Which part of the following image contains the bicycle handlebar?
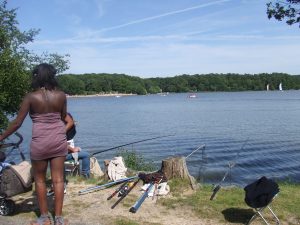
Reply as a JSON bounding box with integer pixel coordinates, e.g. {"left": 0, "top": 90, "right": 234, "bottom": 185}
{"left": 0, "top": 132, "right": 23, "bottom": 149}
{"left": 14, "top": 132, "right": 23, "bottom": 146}
{"left": 0, "top": 132, "right": 25, "bottom": 161}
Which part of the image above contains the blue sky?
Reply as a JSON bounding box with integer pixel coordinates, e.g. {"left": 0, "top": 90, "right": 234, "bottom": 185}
{"left": 8, "top": 0, "right": 300, "bottom": 77}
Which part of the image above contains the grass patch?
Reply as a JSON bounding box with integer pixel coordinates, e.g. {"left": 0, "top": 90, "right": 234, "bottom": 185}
{"left": 167, "top": 178, "right": 191, "bottom": 196}
{"left": 117, "top": 148, "right": 156, "bottom": 172}
{"left": 114, "top": 218, "right": 162, "bottom": 225}
{"left": 115, "top": 218, "right": 140, "bottom": 225}
{"left": 158, "top": 182, "right": 300, "bottom": 224}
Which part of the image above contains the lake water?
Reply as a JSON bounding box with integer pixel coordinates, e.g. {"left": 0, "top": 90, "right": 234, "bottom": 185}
{"left": 8, "top": 91, "right": 300, "bottom": 187}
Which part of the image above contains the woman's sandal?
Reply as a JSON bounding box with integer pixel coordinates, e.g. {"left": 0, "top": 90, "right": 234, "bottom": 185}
{"left": 54, "top": 216, "right": 69, "bottom": 225}
{"left": 30, "top": 214, "right": 52, "bottom": 225}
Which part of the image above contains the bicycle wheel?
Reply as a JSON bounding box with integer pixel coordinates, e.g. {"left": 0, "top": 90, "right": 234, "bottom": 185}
{"left": 0, "top": 199, "right": 15, "bottom": 216}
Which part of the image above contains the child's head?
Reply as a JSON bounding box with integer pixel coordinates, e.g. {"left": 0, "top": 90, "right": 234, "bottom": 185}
{"left": 0, "top": 151, "right": 6, "bottom": 162}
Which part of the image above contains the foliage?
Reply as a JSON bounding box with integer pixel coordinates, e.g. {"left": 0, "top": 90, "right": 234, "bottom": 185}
{"left": 57, "top": 74, "right": 85, "bottom": 95}
{"left": 0, "top": 1, "right": 69, "bottom": 130}
{"left": 117, "top": 149, "right": 156, "bottom": 172}
{"left": 57, "top": 72, "right": 300, "bottom": 96}
{"left": 267, "top": 0, "right": 300, "bottom": 27}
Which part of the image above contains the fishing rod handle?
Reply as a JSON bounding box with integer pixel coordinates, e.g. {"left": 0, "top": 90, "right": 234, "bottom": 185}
{"left": 107, "top": 182, "right": 128, "bottom": 200}
{"left": 111, "top": 179, "right": 140, "bottom": 209}
{"left": 210, "top": 185, "right": 221, "bottom": 201}
{"left": 129, "top": 182, "right": 154, "bottom": 213}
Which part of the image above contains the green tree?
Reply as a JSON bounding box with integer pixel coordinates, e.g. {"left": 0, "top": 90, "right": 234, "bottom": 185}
{"left": 57, "top": 75, "right": 85, "bottom": 95}
{"left": 0, "top": 1, "right": 69, "bottom": 130}
{"left": 267, "top": 0, "right": 300, "bottom": 27}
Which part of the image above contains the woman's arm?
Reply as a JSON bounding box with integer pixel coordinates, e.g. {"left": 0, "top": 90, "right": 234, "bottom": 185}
{"left": 68, "top": 145, "right": 81, "bottom": 153}
{"left": 0, "top": 94, "right": 30, "bottom": 142}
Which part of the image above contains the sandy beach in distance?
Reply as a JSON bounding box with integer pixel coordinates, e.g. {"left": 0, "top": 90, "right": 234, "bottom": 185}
{"left": 67, "top": 93, "right": 137, "bottom": 98}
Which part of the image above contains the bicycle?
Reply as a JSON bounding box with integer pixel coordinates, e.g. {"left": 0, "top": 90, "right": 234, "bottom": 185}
{"left": 0, "top": 132, "right": 29, "bottom": 216}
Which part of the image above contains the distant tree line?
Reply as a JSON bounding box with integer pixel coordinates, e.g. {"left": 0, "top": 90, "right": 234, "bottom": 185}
{"left": 57, "top": 73, "right": 300, "bottom": 95}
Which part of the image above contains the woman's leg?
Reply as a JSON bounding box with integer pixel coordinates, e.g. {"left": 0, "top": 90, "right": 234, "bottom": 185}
{"left": 31, "top": 159, "right": 49, "bottom": 216}
{"left": 49, "top": 156, "right": 65, "bottom": 216}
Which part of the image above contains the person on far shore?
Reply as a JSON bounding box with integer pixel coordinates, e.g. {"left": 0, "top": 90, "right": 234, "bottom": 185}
{"left": 0, "top": 63, "right": 69, "bottom": 225}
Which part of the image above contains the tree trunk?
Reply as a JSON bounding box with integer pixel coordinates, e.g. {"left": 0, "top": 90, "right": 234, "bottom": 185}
{"left": 161, "top": 156, "right": 198, "bottom": 190}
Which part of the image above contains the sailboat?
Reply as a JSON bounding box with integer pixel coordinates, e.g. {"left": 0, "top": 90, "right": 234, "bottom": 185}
{"left": 266, "top": 84, "right": 269, "bottom": 91}
{"left": 188, "top": 93, "right": 197, "bottom": 98}
{"left": 279, "top": 83, "right": 283, "bottom": 91}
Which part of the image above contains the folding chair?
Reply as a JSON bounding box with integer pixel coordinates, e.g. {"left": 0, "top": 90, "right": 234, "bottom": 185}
{"left": 246, "top": 194, "right": 280, "bottom": 225}
{"left": 244, "top": 176, "right": 280, "bottom": 225}
{"left": 64, "top": 160, "right": 80, "bottom": 176}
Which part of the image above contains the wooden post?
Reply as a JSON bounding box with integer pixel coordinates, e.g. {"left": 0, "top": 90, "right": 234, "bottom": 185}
{"left": 161, "top": 156, "right": 198, "bottom": 190}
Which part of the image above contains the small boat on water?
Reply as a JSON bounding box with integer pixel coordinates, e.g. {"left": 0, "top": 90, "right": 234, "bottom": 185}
{"left": 188, "top": 93, "right": 197, "bottom": 98}
{"left": 279, "top": 83, "right": 283, "bottom": 91}
{"left": 159, "top": 92, "right": 169, "bottom": 96}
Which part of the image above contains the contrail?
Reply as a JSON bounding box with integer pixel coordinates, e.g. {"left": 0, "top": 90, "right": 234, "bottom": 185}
{"left": 97, "top": 0, "right": 231, "bottom": 33}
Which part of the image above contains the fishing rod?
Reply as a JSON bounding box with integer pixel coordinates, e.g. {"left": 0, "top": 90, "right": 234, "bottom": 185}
{"left": 91, "top": 134, "right": 175, "bottom": 156}
{"left": 129, "top": 182, "right": 154, "bottom": 213}
{"left": 210, "top": 139, "right": 249, "bottom": 200}
{"left": 78, "top": 175, "right": 138, "bottom": 195}
{"left": 111, "top": 179, "right": 140, "bottom": 209}
{"left": 185, "top": 144, "right": 206, "bottom": 159}
{"left": 107, "top": 181, "right": 129, "bottom": 201}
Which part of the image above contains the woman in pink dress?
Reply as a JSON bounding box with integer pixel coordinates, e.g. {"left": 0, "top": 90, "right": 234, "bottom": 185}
{"left": 0, "top": 63, "right": 69, "bottom": 225}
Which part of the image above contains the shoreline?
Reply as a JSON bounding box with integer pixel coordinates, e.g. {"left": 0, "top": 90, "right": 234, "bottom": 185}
{"left": 67, "top": 93, "right": 137, "bottom": 98}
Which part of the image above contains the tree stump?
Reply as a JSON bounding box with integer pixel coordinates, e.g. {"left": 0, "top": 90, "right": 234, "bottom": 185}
{"left": 103, "top": 160, "right": 110, "bottom": 180}
{"left": 161, "top": 156, "right": 198, "bottom": 190}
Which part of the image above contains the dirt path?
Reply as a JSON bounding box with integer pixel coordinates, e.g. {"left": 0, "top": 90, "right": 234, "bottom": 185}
{"left": 1, "top": 181, "right": 224, "bottom": 225}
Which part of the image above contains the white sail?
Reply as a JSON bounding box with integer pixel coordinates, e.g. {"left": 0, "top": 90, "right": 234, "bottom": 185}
{"left": 279, "top": 83, "right": 283, "bottom": 91}
{"left": 266, "top": 84, "right": 269, "bottom": 91}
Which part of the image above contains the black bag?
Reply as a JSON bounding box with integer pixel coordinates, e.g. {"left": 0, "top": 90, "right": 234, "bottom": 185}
{"left": 138, "top": 171, "right": 167, "bottom": 184}
{"left": 66, "top": 113, "right": 76, "bottom": 141}
{"left": 244, "top": 176, "right": 279, "bottom": 208}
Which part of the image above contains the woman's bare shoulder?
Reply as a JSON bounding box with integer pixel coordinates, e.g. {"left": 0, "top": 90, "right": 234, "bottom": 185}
{"left": 55, "top": 89, "right": 67, "bottom": 98}
{"left": 24, "top": 91, "right": 39, "bottom": 99}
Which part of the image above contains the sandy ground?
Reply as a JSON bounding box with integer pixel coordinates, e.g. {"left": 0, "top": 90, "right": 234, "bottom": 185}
{"left": 1, "top": 181, "right": 298, "bottom": 225}
{"left": 0, "top": 181, "right": 223, "bottom": 225}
